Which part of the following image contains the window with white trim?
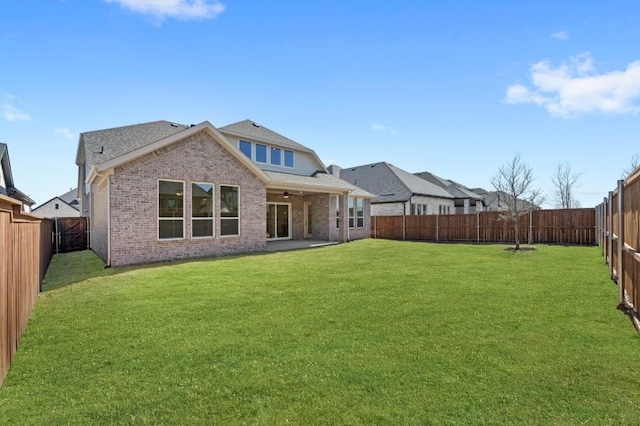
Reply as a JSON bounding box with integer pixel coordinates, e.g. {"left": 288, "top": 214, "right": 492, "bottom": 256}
{"left": 335, "top": 196, "right": 340, "bottom": 228}
{"left": 256, "top": 144, "right": 267, "bottom": 163}
{"left": 348, "top": 197, "right": 355, "bottom": 228}
{"left": 356, "top": 198, "right": 364, "bottom": 228}
{"left": 220, "top": 185, "right": 240, "bottom": 236}
{"left": 270, "top": 147, "right": 282, "bottom": 166}
{"left": 284, "top": 150, "right": 294, "bottom": 168}
{"left": 158, "top": 180, "right": 184, "bottom": 239}
{"left": 239, "top": 140, "right": 252, "bottom": 159}
{"left": 192, "top": 183, "right": 214, "bottom": 238}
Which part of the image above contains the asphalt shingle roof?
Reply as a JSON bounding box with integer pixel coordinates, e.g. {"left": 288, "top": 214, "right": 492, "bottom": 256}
{"left": 265, "top": 171, "right": 374, "bottom": 197}
{"left": 339, "top": 162, "right": 453, "bottom": 203}
{"left": 414, "top": 171, "right": 484, "bottom": 201}
{"left": 218, "top": 120, "right": 313, "bottom": 153}
{"left": 79, "top": 120, "right": 189, "bottom": 169}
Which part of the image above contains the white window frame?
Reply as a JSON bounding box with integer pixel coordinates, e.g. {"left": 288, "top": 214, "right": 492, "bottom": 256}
{"left": 348, "top": 197, "right": 355, "bottom": 228}
{"left": 238, "top": 140, "right": 252, "bottom": 160}
{"left": 158, "top": 179, "right": 185, "bottom": 241}
{"left": 191, "top": 182, "right": 214, "bottom": 239}
{"left": 255, "top": 143, "right": 268, "bottom": 164}
{"left": 356, "top": 198, "right": 364, "bottom": 228}
{"left": 220, "top": 184, "right": 240, "bottom": 237}
{"left": 284, "top": 150, "right": 295, "bottom": 168}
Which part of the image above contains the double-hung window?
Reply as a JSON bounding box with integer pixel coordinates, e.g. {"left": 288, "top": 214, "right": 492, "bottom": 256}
{"left": 348, "top": 198, "right": 355, "bottom": 228}
{"left": 336, "top": 196, "right": 340, "bottom": 228}
{"left": 192, "top": 183, "right": 214, "bottom": 238}
{"left": 220, "top": 185, "right": 240, "bottom": 236}
{"left": 158, "top": 180, "right": 184, "bottom": 239}
{"left": 356, "top": 198, "right": 364, "bottom": 228}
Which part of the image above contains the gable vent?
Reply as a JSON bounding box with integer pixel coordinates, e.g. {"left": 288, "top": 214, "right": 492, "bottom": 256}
{"left": 251, "top": 123, "right": 260, "bottom": 128}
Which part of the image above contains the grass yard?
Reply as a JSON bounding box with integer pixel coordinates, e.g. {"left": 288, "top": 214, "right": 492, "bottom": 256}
{"left": 1, "top": 239, "right": 639, "bottom": 424}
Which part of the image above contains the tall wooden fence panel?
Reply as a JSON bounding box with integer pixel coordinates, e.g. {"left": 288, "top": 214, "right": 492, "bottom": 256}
{"left": 598, "top": 171, "right": 640, "bottom": 332}
{"left": 0, "top": 195, "right": 53, "bottom": 387}
{"left": 372, "top": 209, "right": 596, "bottom": 245}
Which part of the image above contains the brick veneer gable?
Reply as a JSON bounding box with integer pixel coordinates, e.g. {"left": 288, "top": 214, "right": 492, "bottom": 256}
{"left": 107, "top": 130, "right": 266, "bottom": 266}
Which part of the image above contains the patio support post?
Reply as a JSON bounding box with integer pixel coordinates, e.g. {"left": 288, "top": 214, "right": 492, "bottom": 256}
{"left": 340, "top": 191, "right": 349, "bottom": 242}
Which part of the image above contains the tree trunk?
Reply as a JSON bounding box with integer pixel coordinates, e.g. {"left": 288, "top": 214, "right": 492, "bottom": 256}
{"left": 514, "top": 221, "right": 520, "bottom": 250}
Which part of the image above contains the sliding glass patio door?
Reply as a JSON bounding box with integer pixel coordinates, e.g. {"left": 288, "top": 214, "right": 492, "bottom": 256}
{"left": 266, "top": 203, "right": 291, "bottom": 240}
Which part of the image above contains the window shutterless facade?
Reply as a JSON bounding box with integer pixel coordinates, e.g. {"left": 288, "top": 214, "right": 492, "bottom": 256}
{"left": 192, "top": 182, "right": 214, "bottom": 238}
{"left": 220, "top": 185, "right": 240, "bottom": 236}
{"left": 356, "top": 198, "right": 364, "bottom": 228}
{"left": 235, "top": 139, "right": 294, "bottom": 169}
{"left": 158, "top": 179, "right": 184, "bottom": 239}
{"left": 348, "top": 197, "right": 355, "bottom": 228}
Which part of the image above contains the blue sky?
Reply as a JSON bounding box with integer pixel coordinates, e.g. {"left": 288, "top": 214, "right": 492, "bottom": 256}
{"left": 2, "top": 1, "right": 640, "bottom": 208}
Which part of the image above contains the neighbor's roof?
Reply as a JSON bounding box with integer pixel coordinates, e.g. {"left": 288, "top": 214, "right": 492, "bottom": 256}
{"left": 58, "top": 187, "right": 79, "bottom": 205}
{"left": 77, "top": 120, "right": 189, "bottom": 169}
{"left": 219, "top": 120, "right": 313, "bottom": 153}
{"left": 414, "top": 171, "right": 484, "bottom": 201}
{"left": 339, "top": 162, "right": 453, "bottom": 203}
{"left": 0, "top": 142, "right": 35, "bottom": 206}
{"left": 265, "top": 171, "right": 375, "bottom": 198}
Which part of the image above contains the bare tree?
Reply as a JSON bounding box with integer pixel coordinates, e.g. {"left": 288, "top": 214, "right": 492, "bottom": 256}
{"left": 551, "top": 162, "right": 582, "bottom": 209}
{"left": 490, "top": 154, "right": 544, "bottom": 250}
{"left": 622, "top": 153, "right": 640, "bottom": 178}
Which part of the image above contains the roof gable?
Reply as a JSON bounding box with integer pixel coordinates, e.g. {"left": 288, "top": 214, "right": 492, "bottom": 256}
{"left": 76, "top": 120, "right": 189, "bottom": 169}
{"left": 414, "top": 171, "right": 484, "bottom": 201}
{"left": 87, "top": 122, "right": 270, "bottom": 185}
{"left": 340, "top": 162, "right": 452, "bottom": 203}
{"left": 219, "top": 120, "right": 312, "bottom": 153}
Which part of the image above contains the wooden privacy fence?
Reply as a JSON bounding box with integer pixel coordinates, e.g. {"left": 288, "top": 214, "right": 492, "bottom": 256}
{"left": 0, "top": 194, "right": 53, "bottom": 387}
{"left": 371, "top": 209, "right": 596, "bottom": 245}
{"left": 597, "top": 171, "right": 640, "bottom": 332}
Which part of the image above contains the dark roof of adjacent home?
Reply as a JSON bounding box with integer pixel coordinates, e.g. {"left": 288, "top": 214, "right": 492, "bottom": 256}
{"left": 58, "top": 188, "right": 79, "bottom": 206}
{"left": 414, "top": 171, "right": 484, "bottom": 201}
{"left": 0, "top": 142, "right": 35, "bottom": 206}
{"left": 77, "top": 120, "right": 189, "bottom": 169}
{"left": 338, "top": 162, "right": 453, "bottom": 203}
{"left": 218, "top": 120, "right": 313, "bottom": 153}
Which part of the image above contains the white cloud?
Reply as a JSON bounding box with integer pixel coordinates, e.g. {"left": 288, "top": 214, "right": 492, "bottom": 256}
{"left": 2, "top": 92, "right": 30, "bottom": 122}
{"left": 551, "top": 31, "right": 569, "bottom": 40}
{"left": 372, "top": 123, "right": 397, "bottom": 134}
{"left": 505, "top": 52, "right": 640, "bottom": 118}
{"left": 105, "top": 0, "right": 225, "bottom": 21}
{"left": 55, "top": 128, "right": 76, "bottom": 140}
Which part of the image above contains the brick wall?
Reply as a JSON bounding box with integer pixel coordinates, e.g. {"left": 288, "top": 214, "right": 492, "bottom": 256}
{"left": 106, "top": 130, "right": 266, "bottom": 266}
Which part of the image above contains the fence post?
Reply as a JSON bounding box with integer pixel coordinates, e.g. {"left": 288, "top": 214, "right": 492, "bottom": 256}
{"left": 528, "top": 210, "right": 533, "bottom": 245}
{"left": 476, "top": 212, "right": 480, "bottom": 243}
{"left": 617, "top": 180, "right": 624, "bottom": 306}
{"left": 607, "top": 191, "right": 613, "bottom": 271}
{"left": 436, "top": 214, "right": 439, "bottom": 242}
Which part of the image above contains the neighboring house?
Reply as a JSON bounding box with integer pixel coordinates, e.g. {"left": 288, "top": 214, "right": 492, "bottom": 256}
{"left": 414, "top": 171, "right": 485, "bottom": 214}
{"left": 471, "top": 188, "right": 539, "bottom": 212}
{"left": 0, "top": 143, "right": 35, "bottom": 211}
{"left": 330, "top": 162, "right": 454, "bottom": 216}
{"left": 32, "top": 188, "right": 80, "bottom": 218}
{"left": 76, "top": 120, "right": 373, "bottom": 267}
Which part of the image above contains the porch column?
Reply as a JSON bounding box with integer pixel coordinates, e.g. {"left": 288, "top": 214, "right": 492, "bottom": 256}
{"left": 340, "top": 191, "right": 349, "bottom": 242}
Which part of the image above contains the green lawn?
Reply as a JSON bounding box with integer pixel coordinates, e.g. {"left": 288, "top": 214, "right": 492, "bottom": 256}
{"left": 1, "top": 240, "right": 639, "bottom": 424}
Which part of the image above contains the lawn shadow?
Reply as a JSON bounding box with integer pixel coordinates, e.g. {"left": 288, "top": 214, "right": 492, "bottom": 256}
{"left": 41, "top": 250, "right": 139, "bottom": 292}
